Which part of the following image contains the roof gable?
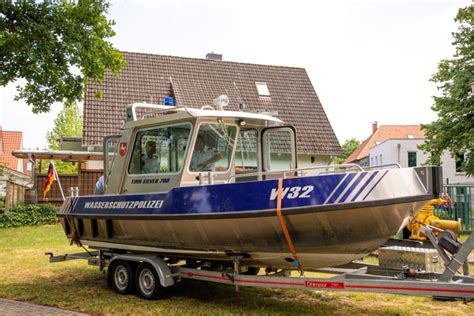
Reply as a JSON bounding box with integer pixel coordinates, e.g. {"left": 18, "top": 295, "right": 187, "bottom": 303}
{"left": 345, "top": 125, "right": 425, "bottom": 163}
{"left": 83, "top": 52, "right": 343, "bottom": 156}
{"left": 0, "top": 131, "right": 23, "bottom": 171}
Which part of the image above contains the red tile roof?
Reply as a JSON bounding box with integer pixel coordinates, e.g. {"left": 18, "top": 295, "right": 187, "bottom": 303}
{"left": 345, "top": 125, "right": 425, "bottom": 163}
{"left": 83, "top": 52, "right": 343, "bottom": 156}
{"left": 0, "top": 131, "right": 23, "bottom": 171}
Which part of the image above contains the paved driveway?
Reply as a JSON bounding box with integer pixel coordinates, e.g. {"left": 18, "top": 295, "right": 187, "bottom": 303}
{"left": 0, "top": 299, "right": 88, "bottom": 315}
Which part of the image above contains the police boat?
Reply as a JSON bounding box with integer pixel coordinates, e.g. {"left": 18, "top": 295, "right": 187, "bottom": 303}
{"left": 58, "top": 96, "right": 442, "bottom": 271}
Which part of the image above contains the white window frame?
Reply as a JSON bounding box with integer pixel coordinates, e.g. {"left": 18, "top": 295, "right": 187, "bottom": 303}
{"left": 255, "top": 82, "right": 270, "bottom": 97}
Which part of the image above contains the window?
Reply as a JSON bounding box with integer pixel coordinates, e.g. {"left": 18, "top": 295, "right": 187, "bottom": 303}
{"left": 379, "top": 154, "right": 383, "bottom": 165}
{"left": 408, "top": 151, "right": 417, "bottom": 167}
{"left": 128, "top": 123, "right": 192, "bottom": 174}
{"left": 235, "top": 129, "right": 258, "bottom": 174}
{"left": 190, "top": 123, "right": 237, "bottom": 172}
{"left": 407, "top": 134, "right": 414, "bottom": 139}
{"left": 256, "top": 82, "right": 270, "bottom": 96}
{"left": 375, "top": 156, "right": 378, "bottom": 166}
{"left": 455, "top": 153, "right": 465, "bottom": 172}
{"left": 262, "top": 128, "right": 296, "bottom": 171}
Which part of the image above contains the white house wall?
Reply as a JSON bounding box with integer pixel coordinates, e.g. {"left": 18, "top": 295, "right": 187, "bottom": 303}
{"left": 298, "top": 154, "right": 334, "bottom": 175}
{"left": 369, "top": 139, "right": 472, "bottom": 185}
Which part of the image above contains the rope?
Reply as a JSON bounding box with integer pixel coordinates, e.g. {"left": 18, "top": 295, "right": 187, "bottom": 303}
{"left": 276, "top": 178, "right": 304, "bottom": 274}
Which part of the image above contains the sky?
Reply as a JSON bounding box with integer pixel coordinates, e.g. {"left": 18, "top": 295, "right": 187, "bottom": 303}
{"left": 0, "top": 0, "right": 470, "bottom": 149}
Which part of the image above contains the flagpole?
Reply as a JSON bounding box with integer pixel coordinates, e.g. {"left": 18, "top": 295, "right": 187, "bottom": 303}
{"left": 52, "top": 161, "right": 65, "bottom": 201}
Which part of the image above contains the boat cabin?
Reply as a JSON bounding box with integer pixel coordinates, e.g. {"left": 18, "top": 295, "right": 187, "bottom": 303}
{"left": 104, "top": 99, "right": 298, "bottom": 194}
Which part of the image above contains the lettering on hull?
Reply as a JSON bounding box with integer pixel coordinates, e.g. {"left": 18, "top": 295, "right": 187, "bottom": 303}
{"left": 270, "top": 185, "right": 314, "bottom": 200}
{"left": 84, "top": 200, "right": 164, "bottom": 210}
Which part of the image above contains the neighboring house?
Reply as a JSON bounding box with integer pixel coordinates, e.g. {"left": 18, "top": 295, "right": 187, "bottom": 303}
{"left": 83, "top": 52, "right": 343, "bottom": 169}
{"left": 345, "top": 123, "right": 424, "bottom": 167}
{"left": 346, "top": 123, "right": 472, "bottom": 185}
{"left": 370, "top": 138, "right": 472, "bottom": 185}
{"left": 0, "top": 130, "right": 31, "bottom": 209}
{"left": 0, "top": 130, "right": 30, "bottom": 174}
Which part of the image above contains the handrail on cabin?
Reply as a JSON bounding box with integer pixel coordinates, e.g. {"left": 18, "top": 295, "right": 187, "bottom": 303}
{"left": 126, "top": 103, "right": 190, "bottom": 121}
{"left": 223, "top": 163, "right": 364, "bottom": 184}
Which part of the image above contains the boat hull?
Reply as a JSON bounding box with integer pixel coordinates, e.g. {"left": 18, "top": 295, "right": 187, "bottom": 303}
{"left": 58, "top": 166, "right": 441, "bottom": 270}
{"left": 59, "top": 198, "right": 429, "bottom": 269}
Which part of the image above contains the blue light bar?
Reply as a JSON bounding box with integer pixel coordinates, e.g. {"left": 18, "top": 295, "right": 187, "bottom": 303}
{"left": 163, "top": 97, "right": 174, "bottom": 106}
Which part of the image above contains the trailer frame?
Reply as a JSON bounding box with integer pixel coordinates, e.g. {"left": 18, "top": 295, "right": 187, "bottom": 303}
{"left": 46, "top": 228, "right": 474, "bottom": 301}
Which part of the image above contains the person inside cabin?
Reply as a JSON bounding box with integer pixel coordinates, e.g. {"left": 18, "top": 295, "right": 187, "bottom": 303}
{"left": 95, "top": 175, "right": 105, "bottom": 195}
{"left": 142, "top": 140, "right": 160, "bottom": 173}
{"left": 190, "top": 134, "right": 222, "bottom": 171}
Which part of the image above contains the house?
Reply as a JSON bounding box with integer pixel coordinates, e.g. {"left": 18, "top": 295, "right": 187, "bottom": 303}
{"left": 369, "top": 138, "right": 472, "bottom": 185}
{"left": 344, "top": 123, "right": 424, "bottom": 167}
{"left": 83, "top": 52, "right": 343, "bottom": 169}
{"left": 0, "top": 130, "right": 29, "bottom": 174}
{"left": 346, "top": 123, "right": 472, "bottom": 185}
{"left": 0, "top": 130, "right": 31, "bottom": 210}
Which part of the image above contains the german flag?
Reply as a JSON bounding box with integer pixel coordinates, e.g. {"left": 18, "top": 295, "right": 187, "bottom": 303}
{"left": 43, "top": 162, "right": 56, "bottom": 198}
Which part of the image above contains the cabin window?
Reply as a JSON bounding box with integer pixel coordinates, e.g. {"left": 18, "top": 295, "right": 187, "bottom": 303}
{"left": 235, "top": 129, "right": 258, "bottom": 174}
{"left": 190, "top": 122, "right": 237, "bottom": 172}
{"left": 128, "top": 123, "right": 192, "bottom": 174}
{"left": 262, "top": 127, "right": 296, "bottom": 171}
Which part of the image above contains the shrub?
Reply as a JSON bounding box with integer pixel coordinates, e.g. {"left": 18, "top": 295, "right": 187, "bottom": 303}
{"left": 0, "top": 203, "right": 58, "bottom": 228}
{"left": 0, "top": 195, "right": 5, "bottom": 213}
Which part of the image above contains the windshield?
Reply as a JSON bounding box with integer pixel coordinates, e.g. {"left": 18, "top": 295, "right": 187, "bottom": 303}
{"left": 190, "top": 122, "right": 237, "bottom": 172}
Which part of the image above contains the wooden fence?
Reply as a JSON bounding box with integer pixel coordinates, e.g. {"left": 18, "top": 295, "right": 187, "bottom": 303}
{"left": 5, "top": 181, "right": 25, "bottom": 211}
{"left": 27, "top": 170, "right": 102, "bottom": 204}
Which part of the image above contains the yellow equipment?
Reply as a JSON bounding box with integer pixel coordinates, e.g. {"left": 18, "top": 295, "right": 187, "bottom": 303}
{"left": 406, "top": 197, "right": 461, "bottom": 241}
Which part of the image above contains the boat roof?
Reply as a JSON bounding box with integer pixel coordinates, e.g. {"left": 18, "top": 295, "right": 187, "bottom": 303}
{"left": 185, "top": 108, "right": 283, "bottom": 122}
{"left": 126, "top": 103, "right": 284, "bottom": 128}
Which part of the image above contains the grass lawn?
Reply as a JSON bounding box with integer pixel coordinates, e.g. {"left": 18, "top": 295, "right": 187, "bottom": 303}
{"left": 1, "top": 224, "right": 474, "bottom": 315}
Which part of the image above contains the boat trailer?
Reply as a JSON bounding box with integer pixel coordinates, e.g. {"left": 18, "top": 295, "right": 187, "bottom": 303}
{"left": 47, "top": 227, "right": 474, "bottom": 301}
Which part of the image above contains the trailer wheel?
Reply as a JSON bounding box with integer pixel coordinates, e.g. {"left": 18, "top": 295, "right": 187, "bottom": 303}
{"left": 108, "top": 260, "right": 134, "bottom": 295}
{"left": 135, "top": 262, "right": 162, "bottom": 300}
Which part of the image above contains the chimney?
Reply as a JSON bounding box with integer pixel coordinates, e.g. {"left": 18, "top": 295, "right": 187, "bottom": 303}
{"left": 372, "top": 121, "right": 378, "bottom": 134}
{"left": 205, "top": 52, "right": 222, "bottom": 61}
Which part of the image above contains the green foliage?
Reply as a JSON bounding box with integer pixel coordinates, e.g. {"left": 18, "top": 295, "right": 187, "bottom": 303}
{"left": 46, "top": 102, "right": 83, "bottom": 173}
{"left": 0, "top": 203, "right": 58, "bottom": 228}
{"left": 341, "top": 138, "right": 361, "bottom": 158}
{"left": 0, "top": 0, "right": 126, "bottom": 113}
{"left": 0, "top": 196, "right": 5, "bottom": 212}
{"left": 420, "top": 6, "right": 474, "bottom": 176}
{"left": 334, "top": 138, "right": 361, "bottom": 164}
{"left": 47, "top": 102, "right": 83, "bottom": 149}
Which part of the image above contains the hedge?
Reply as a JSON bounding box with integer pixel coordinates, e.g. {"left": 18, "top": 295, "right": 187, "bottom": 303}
{"left": 0, "top": 203, "right": 58, "bottom": 228}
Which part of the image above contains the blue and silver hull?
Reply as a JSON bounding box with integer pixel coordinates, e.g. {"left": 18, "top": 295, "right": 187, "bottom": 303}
{"left": 58, "top": 166, "right": 441, "bottom": 270}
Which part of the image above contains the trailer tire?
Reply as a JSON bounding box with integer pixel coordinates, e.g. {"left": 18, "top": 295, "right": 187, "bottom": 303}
{"left": 135, "top": 262, "right": 162, "bottom": 300}
{"left": 108, "top": 260, "right": 135, "bottom": 295}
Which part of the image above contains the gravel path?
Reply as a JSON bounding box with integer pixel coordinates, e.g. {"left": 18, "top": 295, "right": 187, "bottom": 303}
{"left": 0, "top": 299, "right": 89, "bottom": 315}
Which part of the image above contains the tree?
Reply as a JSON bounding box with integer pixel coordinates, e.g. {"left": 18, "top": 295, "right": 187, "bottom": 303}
{"left": 0, "top": 0, "right": 125, "bottom": 113}
{"left": 334, "top": 138, "right": 361, "bottom": 164}
{"left": 420, "top": 5, "right": 474, "bottom": 176}
{"left": 45, "top": 102, "right": 83, "bottom": 173}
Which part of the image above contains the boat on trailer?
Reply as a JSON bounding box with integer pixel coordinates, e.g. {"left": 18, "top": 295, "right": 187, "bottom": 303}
{"left": 58, "top": 97, "right": 442, "bottom": 271}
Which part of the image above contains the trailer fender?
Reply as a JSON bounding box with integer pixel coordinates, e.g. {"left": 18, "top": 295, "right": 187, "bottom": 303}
{"left": 109, "top": 254, "right": 174, "bottom": 287}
